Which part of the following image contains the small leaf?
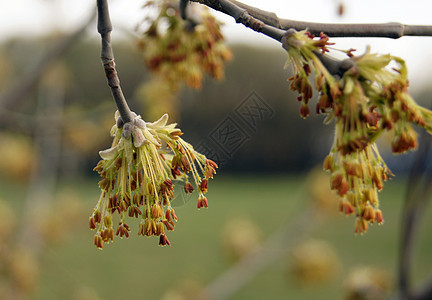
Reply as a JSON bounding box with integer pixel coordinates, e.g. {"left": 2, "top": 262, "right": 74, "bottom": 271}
{"left": 134, "top": 118, "right": 147, "bottom": 129}
{"left": 132, "top": 127, "right": 146, "bottom": 147}
{"left": 122, "top": 123, "right": 133, "bottom": 139}
{"left": 147, "top": 114, "right": 168, "bottom": 128}
{"left": 99, "top": 145, "right": 119, "bottom": 160}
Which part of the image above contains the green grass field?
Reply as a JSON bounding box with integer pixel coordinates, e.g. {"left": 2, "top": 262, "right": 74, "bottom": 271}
{"left": 2, "top": 172, "right": 432, "bottom": 300}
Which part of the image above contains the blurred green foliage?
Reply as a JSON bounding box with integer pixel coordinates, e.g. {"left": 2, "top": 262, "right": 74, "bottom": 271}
{"left": 0, "top": 174, "right": 430, "bottom": 299}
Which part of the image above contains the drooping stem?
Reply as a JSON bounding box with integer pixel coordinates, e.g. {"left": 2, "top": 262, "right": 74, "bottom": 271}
{"left": 398, "top": 131, "right": 432, "bottom": 299}
{"left": 97, "top": 0, "right": 134, "bottom": 124}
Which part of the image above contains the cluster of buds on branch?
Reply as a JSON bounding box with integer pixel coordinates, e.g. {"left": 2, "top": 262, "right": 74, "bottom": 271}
{"left": 282, "top": 29, "right": 432, "bottom": 234}
{"left": 138, "top": 0, "right": 232, "bottom": 90}
{"left": 90, "top": 111, "right": 217, "bottom": 249}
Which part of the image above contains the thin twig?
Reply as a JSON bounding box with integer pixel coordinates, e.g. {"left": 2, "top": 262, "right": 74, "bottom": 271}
{"left": 280, "top": 21, "right": 432, "bottom": 39}
{"left": 229, "top": 0, "right": 280, "bottom": 28}
{"left": 97, "top": 0, "right": 134, "bottom": 123}
{"left": 398, "top": 131, "right": 432, "bottom": 300}
{"left": 227, "top": 0, "right": 432, "bottom": 39}
{"left": 191, "top": 0, "right": 285, "bottom": 42}
{"left": 191, "top": 0, "right": 354, "bottom": 77}
{"left": 179, "top": 0, "right": 202, "bottom": 30}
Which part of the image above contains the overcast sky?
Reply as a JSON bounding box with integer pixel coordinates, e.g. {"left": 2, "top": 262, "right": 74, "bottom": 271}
{"left": 2, "top": 0, "right": 432, "bottom": 91}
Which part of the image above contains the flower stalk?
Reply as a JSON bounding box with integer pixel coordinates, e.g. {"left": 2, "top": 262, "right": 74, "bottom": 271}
{"left": 97, "top": 0, "right": 134, "bottom": 123}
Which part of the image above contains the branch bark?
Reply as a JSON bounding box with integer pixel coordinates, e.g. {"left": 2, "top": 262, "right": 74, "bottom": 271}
{"left": 398, "top": 131, "right": 432, "bottom": 300}
{"left": 227, "top": 0, "right": 432, "bottom": 38}
{"left": 97, "top": 0, "right": 133, "bottom": 123}
{"left": 191, "top": 0, "right": 285, "bottom": 42}
{"left": 191, "top": 0, "right": 356, "bottom": 78}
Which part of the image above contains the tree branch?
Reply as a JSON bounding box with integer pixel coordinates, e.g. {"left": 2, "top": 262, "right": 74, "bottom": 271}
{"left": 227, "top": 0, "right": 432, "bottom": 39}
{"left": 414, "top": 274, "right": 432, "bottom": 300}
{"left": 279, "top": 22, "right": 432, "bottom": 39}
{"left": 96, "top": 0, "right": 133, "bottom": 124}
{"left": 191, "top": 0, "right": 355, "bottom": 78}
{"left": 229, "top": 0, "right": 280, "bottom": 28}
{"left": 191, "top": 0, "right": 285, "bottom": 42}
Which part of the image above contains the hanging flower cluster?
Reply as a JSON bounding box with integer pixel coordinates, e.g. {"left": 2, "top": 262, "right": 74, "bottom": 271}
{"left": 138, "top": 0, "right": 232, "bottom": 90}
{"left": 282, "top": 29, "right": 432, "bottom": 234}
{"left": 90, "top": 111, "right": 217, "bottom": 249}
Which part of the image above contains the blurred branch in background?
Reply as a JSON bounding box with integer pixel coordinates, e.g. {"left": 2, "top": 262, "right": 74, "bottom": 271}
{"left": 414, "top": 274, "right": 432, "bottom": 300}
{"left": 0, "top": 10, "right": 95, "bottom": 127}
{"left": 6, "top": 62, "right": 66, "bottom": 299}
{"left": 197, "top": 207, "right": 322, "bottom": 300}
{"left": 398, "top": 126, "right": 432, "bottom": 300}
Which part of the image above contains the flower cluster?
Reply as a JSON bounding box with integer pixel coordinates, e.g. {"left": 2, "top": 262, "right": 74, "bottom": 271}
{"left": 291, "top": 239, "right": 341, "bottom": 285}
{"left": 282, "top": 29, "right": 432, "bottom": 233}
{"left": 138, "top": 0, "right": 232, "bottom": 90}
{"left": 344, "top": 266, "right": 392, "bottom": 300}
{"left": 90, "top": 111, "right": 217, "bottom": 249}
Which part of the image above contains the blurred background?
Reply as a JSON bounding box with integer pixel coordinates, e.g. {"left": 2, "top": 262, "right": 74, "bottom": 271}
{"left": 1, "top": 0, "right": 432, "bottom": 299}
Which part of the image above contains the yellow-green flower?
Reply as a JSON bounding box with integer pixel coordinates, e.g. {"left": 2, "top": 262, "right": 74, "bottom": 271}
{"left": 139, "top": 0, "right": 232, "bottom": 90}
{"left": 90, "top": 111, "right": 217, "bottom": 248}
{"left": 283, "top": 29, "right": 432, "bottom": 234}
